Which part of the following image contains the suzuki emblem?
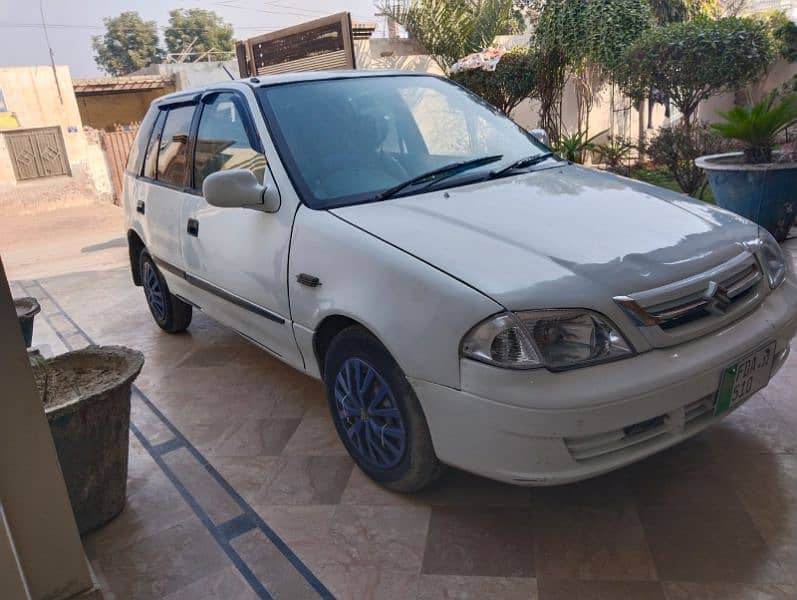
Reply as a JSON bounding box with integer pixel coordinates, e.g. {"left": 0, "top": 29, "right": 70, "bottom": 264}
{"left": 704, "top": 281, "right": 732, "bottom": 315}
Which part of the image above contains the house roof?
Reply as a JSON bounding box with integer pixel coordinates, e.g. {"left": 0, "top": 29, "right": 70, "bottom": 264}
{"left": 72, "top": 74, "right": 174, "bottom": 95}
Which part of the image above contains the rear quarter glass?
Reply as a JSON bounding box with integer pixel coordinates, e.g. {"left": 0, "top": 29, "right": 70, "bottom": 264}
{"left": 126, "top": 107, "right": 160, "bottom": 176}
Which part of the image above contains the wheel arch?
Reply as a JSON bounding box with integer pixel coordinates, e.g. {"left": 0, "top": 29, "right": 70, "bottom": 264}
{"left": 313, "top": 314, "right": 391, "bottom": 379}
{"left": 127, "top": 229, "right": 146, "bottom": 286}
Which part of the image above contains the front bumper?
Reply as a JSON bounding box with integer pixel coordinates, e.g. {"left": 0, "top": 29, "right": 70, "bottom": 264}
{"left": 411, "top": 278, "right": 797, "bottom": 485}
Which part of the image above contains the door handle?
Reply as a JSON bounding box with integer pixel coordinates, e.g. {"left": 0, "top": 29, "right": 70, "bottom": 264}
{"left": 136, "top": 200, "right": 145, "bottom": 215}
{"left": 187, "top": 218, "right": 199, "bottom": 237}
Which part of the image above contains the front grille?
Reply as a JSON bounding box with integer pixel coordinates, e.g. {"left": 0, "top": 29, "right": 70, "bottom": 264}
{"left": 614, "top": 251, "right": 766, "bottom": 347}
{"left": 565, "top": 394, "right": 716, "bottom": 463}
{"left": 648, "top": 263, "right": 761, "bottom": 330}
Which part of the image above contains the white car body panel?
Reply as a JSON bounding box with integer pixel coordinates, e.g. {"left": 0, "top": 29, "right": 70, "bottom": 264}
{"left": 416, "top": 276, "right": 797, "bottom": 484}
{"left": 122, "top": 71, "right": 797, "bottom": 486}
{"left": 288, "top": 206, "right": 502, "bottom": 388}
{"left": 331, "top": 165, "right": 758, "bottom": 311}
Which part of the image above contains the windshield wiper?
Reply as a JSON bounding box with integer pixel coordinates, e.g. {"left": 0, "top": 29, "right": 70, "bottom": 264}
{"left": 375, "top": 154, "right": 503, "bottom": 201}
{"left": 488, "top": 152, "right": 556, "bottom": 179}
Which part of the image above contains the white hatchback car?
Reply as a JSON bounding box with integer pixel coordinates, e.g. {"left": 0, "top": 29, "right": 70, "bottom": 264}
{"left": 124, "top": 71, "right": 797, "bottom": 491}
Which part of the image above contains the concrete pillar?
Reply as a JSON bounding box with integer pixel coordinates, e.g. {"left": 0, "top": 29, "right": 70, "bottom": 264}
{"left": 0, "top": 256, "right": 100, "bottom": 599}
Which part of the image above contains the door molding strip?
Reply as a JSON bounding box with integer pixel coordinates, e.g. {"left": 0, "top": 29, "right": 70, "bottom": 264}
{"left": 152, "top": 255, "right": 285, "bottom": 324}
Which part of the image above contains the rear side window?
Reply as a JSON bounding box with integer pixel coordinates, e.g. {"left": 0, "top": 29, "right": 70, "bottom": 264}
{"left": 126, "top": 107, "right": 159, "bottom": 175}
{"left": 157, "top": 105, "right": 195, "bottom": 187}
{"left": 142, "top": 111, "right": 165, "bottom": 179}
{"left": 193, "top": 93, "right": 266, "bottom": 191}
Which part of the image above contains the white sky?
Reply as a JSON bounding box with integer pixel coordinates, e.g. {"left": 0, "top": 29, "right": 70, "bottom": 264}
{"left": 0, "top": 0, "right": 383, "bottom": 77}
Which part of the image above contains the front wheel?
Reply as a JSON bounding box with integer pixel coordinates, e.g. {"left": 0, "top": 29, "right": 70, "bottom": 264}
{"left": 140, "top": 252, "right": 192, "bottom": 333}
{"left": 324, "top": 326, "right": 442, "bottom": 492}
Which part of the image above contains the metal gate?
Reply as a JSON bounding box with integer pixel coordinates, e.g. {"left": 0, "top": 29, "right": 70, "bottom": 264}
{"left": 99, "top": 125, "right": 138, "bottom": 203}
{"left": 5, "top": 127, "right": 70, "bottom": 181}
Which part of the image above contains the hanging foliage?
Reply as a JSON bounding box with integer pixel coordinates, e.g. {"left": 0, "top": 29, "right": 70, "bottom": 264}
{"left": 533, "top": 0, "right": 653, "bottom": 77}
{"left": 529, "top": 0, "right": 652, "bottom": 139}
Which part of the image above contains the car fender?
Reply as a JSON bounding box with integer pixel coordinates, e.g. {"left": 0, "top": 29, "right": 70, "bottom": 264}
{"left": 288, "top": 206, "right": 502, "bottom": 388}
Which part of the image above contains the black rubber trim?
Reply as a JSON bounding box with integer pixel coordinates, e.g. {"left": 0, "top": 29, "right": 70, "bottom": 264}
{"left": 152, "top": 256, "right": 285, "bottom": 324}
{"left": 152, "top": 256, "right": 185, "bottom": 278}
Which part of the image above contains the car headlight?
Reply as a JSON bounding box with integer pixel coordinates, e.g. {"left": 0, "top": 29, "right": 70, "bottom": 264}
{"left": 461, "top": 309, "right": 634, "bottom": 371}
{"left": 756, "top": 230, "right": 787, "bottom": 289}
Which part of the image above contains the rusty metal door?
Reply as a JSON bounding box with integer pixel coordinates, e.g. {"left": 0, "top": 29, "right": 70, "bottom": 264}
{"left": 5, "top": 127, "right": 70, "bottom": 181}
{"left": 99, "top": 125, "right": 138, "bottom": 203}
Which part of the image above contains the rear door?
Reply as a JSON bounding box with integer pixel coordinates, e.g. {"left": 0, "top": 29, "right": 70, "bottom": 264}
{"left": 141, "top": 102, "right": 197, "bottom": 278}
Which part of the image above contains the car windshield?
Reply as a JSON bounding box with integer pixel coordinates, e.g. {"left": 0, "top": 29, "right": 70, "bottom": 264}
{"left": 256, "top": 75, "right": 551, "bottom": 209}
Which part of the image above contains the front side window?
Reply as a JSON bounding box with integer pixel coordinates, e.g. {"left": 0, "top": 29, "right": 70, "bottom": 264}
{"left": 257, "top": 75, "right": 548, "bottom": 208}
{"left": 194, "top": 93, "right": 266, "bottom": 192}
{"left": 157, "top": 105, "right": 195, "bottom": 187}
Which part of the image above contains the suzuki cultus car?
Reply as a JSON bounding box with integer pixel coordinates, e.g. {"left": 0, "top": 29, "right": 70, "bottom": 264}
{"left": 124, "top": 71, "right": 797, "bottom": 491}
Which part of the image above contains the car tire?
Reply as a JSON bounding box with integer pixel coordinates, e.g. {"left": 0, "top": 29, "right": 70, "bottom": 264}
{"left": 324, "top": 326, "right": 442, "bottom": 492}
{"left": 139, "top": 252, "right": 192, "bottom": 333}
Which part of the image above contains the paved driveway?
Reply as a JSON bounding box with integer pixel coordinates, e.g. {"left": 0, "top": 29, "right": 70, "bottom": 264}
{"left": 3, "top": 206, "right": 797, "bottom": 599}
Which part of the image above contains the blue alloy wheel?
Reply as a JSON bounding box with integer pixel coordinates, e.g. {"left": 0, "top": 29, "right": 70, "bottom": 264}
{"left": 143, "top": 261, "right": 167, "bottom": 322}
{"left": 334, "top": 357, "right": 407, "bottom": 469}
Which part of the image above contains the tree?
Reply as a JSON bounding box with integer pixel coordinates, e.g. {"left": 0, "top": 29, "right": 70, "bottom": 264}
{"left": 379, "top": 0, "right": 523, "bottom": 70}
{"left": 617, "top": 17, "right": 772, "bottom": 129}
{"left": 647, "top": 0, "right": 721, "bottom": 24}
{"left": 529, "top": 0, "right": 653, "bottom": 139}
{"left": 755, "top": 10, "right": 797, "bottom": 62}
{"left": 164, "top": 9, "right": 235, "bottom": 61}
{"left": 450, "top": 47, "right": 538, "bottom": 113}
{"left": 92, "top": 12, "right": 162, "bottom": 76}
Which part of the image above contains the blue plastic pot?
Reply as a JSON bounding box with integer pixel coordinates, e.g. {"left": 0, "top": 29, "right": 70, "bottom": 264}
{"left": 696, "top": 152, "right": 797, "bottom": 242}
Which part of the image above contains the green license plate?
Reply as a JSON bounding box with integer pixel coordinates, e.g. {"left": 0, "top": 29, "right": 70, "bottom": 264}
{"left": 715, "top": 341, "right": 777, "bottom": 415}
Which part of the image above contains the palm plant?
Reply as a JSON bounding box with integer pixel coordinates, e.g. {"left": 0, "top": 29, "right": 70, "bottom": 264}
{"left": 711, "top": 93, "right": 797, "bottom": 163}
{"left": 593, "top": 136, "right": 635, "bottom": 170}
{"left": 378, "top": 0, "right": 523, "bottom": 71}
{"left": 553, "top": 129, "right": 607, "bottom": 164}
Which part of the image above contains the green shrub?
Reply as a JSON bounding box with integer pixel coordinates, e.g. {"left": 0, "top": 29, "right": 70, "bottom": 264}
{"left": 617, "top": 17, "right": 772, "bottom": 127}
{"left": 646, "top": 123, "right": 728, "bottom": 197}
{"left": 450, "top": 48, "right": 539, "bottom": 114}
{"left": 593, "top": 136, "right": 635, "bottom": 172}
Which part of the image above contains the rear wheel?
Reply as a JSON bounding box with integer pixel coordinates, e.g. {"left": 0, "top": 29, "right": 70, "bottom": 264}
{"left": 324, "top": 326, "right": 442, "bottom": 492}
{"left": 140, "top": 252, "right": 192, "bottom": 333}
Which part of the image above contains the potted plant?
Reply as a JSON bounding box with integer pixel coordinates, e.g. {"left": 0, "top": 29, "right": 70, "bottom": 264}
{"left": 14, "top": 296, "right": 41, "bottom": 348}
{"left": 31, "top": 345, "right": 144, "bottom": 535}
{"left": 696, "top": 92, "right": 797, "bottom": 242}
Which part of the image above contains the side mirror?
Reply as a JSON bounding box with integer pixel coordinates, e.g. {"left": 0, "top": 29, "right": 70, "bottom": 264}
{"left": 202, "top": 169, "right": 281, "bottom": 213}
{"left": 529, "top": 128, "right": 550, "bottom": 147}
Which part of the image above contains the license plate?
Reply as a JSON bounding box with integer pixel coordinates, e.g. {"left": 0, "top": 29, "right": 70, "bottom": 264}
{"left": 715, "top": 341, "right": 776, "bottom": 415}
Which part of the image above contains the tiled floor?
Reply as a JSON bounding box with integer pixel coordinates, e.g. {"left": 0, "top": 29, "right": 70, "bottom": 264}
{"left": 4, "top": 208, "right": 797, "bottom": 599}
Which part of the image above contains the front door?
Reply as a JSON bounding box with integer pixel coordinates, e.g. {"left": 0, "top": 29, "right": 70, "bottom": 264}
{"left": 180, "top": 90, "right": 301, "bottom": 366}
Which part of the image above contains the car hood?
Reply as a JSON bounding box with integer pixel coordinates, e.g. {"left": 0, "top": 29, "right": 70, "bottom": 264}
{"left": 331, "top": 165, "right": 758, "bottom": 309}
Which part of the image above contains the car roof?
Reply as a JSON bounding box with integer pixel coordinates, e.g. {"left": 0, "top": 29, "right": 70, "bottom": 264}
{"left": 153, "top": 70, "right": 435, "bottom": 106}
